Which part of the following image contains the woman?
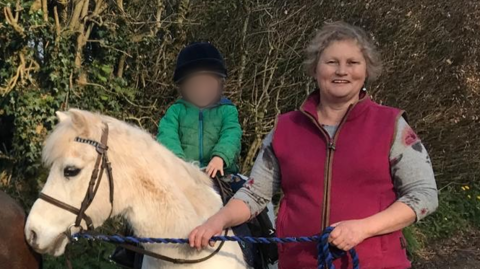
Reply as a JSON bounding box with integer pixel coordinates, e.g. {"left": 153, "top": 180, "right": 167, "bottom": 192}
{"left": 189, "top": 21, "right": 438, "bottom": 269}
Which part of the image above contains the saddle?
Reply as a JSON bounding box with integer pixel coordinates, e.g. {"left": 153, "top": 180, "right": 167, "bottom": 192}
{"left": 109, "top": 174, "right": 278, "bottom": 269}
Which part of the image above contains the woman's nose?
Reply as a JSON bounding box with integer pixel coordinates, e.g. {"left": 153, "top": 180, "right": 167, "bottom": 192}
{"left": 335, "top": 64, "right": 347, "bottom": 76}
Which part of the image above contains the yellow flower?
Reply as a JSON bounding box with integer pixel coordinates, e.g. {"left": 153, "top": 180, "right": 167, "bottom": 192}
{"left": 461, "top": 186, "right": 466, "bottom": 191}
{"left": 477, "top": 195, "right": 480, "bottom": 200}
{"left": 465, "top": 185, "right": 470, "bottom": 190}
{"left": 468, "top": 195, "right": 472, "bottom": 199}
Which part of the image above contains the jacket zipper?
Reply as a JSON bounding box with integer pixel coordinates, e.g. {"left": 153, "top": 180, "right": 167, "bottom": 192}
{"left": 198, "top": 110, "right": 204, "bottom": 167}
{"left": 301, "top": 105, "right": 354, "bottom": 230}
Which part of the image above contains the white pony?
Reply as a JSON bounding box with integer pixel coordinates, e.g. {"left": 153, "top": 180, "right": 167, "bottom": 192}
{"left": 24, "top": 109, "right": 247, "bottom": 269}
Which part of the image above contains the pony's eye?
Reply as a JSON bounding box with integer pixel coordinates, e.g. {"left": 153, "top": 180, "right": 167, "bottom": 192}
{"left": 64, "top": 166, "right": 81, "bottom": 178}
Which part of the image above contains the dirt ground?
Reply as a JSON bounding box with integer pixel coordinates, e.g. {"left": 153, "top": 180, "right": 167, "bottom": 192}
{"left": 412, "top": 228, "right": 480, "bottom": 269}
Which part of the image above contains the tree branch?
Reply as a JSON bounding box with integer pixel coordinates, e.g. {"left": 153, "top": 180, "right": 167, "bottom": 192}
{"left": 117, "top": 0, "right": 124, "bottom": 12}
{"left": 154, "top": 0, "right": 164, "bottom": 34}
{"left": 69, "top": 0, "right": 85, "bottom": 31}
{"left": 42, "top": 0, "right": 48, "bottom": 22}
{"left": 54, "top": 6, "right": 61, "bottom": 42}
{"left": 237, "top": 0, "right": 250, "bottom": 97}
{"left": 174, "top": 0, "right": 191, "bottom": 45}
{"left": 3, "top": 7, "right": 25, "bottom": 37}
{"left": 117, "top": 54, "right": 126, "bottom": 78}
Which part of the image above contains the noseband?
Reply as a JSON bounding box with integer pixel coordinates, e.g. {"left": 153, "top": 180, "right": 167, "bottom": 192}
{"left": 39, "top": 124, "right": 114, "bottom": 234}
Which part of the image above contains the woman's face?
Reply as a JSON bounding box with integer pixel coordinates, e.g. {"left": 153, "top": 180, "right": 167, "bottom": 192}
{"left": 316, "top": 39, "right": 367, "bottom": 103}
{"left": 180, "top": 73, "right": 222, "bottom": 108}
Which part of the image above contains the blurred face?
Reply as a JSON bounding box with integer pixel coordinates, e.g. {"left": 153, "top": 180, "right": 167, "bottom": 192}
{"left": 180, "top": 73, "right": 222, "bottom": 108}
{"left": 316, "top": 39, "right": 367, "bottom": 103}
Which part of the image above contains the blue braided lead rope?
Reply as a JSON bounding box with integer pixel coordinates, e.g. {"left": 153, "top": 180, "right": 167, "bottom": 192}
{"left": 72, "top": 227, "right": 359, "bottom": 269}
{"left": 72, "top": 233, "right": 323, "bottom": 245}
{"left": 317, "top": 227, "right": 360, "bottom": 269}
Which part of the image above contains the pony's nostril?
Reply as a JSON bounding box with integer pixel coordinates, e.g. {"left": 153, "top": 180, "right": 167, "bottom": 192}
{"left": 28, "top": 229, "right": 37, "bottom": 245}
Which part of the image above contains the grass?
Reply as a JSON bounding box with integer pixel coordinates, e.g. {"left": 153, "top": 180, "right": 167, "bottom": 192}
{"left": 405, "top": 182, "right": 480, "bottom": 260}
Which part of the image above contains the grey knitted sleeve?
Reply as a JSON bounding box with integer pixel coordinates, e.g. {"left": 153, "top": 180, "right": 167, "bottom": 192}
{"left": 391, "top": 117, "right": 438, "bottom": 222}
{"left": 232, "top": 131, "right": 280, "bottom": 218}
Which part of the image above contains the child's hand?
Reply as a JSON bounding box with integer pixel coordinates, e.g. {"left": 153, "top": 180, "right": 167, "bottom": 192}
{"left": 206, "top": 156, "right": 224, "bottom": 178}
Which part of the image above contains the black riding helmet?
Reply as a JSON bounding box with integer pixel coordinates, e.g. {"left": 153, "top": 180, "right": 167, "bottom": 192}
{"left": 173, "top": 42, "right": 227, "bottom": 84}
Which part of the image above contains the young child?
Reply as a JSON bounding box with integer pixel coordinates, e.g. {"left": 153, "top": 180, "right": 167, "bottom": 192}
{"left": 157, "top": 44, "right": 275, "bottom": 268}
{"left": 157, "top": 42, "right": 242, "bottom": 178}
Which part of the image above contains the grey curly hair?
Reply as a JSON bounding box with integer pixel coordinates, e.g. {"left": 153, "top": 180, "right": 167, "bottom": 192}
{"left": 304, "top": 21, "right": 382, "bottom": 83}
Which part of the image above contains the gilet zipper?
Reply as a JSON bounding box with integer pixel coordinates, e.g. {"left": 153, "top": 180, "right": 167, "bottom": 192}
{"left": 300, "top": 105, "right": 354, "bottom": 231}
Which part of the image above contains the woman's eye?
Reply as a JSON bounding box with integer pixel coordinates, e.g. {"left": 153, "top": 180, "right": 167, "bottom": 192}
{"left": 64, "top": 166, "right": 81, "bottom": 178}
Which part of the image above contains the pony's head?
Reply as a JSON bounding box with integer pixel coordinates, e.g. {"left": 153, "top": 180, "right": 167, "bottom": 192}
{"left": 25, "top": 109, "right": 114, "bottom": 256}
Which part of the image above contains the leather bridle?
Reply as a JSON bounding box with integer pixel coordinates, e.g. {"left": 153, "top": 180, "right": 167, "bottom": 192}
{"left": 37, "top": 123, "right": 228, "bottom": 265}
{"left": 39, "top": 124, "right": 114, "bottom": 233}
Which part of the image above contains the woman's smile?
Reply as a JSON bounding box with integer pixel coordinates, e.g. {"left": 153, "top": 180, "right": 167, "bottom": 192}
{"left": 331, "top": 79, "right": 351, "bottom": 84}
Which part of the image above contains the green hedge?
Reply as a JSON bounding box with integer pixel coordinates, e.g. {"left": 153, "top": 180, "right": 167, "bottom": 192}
{"left": 1, "top": 0, "right": 479, "bottom": 265}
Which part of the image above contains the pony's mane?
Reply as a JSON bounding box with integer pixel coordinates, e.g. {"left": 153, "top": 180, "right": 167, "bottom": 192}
{"left": 42, "top": 109, "right": 213, "bottom": 187}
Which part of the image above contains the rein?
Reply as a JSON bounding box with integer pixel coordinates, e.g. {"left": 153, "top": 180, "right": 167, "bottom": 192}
{"left": 73, "top": 227, "right": 361, "bottom": 269}
{"left": 37, "top": 123, "right": 228, "bottom": 265}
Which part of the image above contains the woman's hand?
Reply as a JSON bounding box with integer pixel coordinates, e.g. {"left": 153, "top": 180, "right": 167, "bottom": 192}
{"left": 189, "top": 216, "right": 225, "bottom": 250}
{"left": 328, "top": 220, "right": 371, "bottom": 251}
{"left": 189, "top": 199, "right": 251, "bottom": 250}
{"left": 206, "top": 156, "right": 224, "bottom": 178}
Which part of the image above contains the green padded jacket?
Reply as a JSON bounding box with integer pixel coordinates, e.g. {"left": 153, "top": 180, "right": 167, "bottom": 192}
{"left": 157, "top": 98, "right": 242, "bottom": 174}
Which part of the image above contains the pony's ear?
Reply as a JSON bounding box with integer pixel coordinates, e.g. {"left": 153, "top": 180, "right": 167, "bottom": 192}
{"left": 55, "top": 111, "right": 69, "bottom": 122}
{"left": 68, "top": 109, "right": 89, "bottom": 133}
